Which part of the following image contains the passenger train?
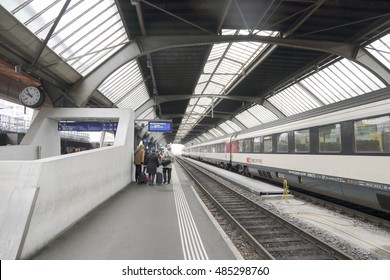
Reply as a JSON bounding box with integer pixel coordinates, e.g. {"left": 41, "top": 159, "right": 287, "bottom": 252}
{"left": 183, "top": 98, "right": 390, "bottom": 214}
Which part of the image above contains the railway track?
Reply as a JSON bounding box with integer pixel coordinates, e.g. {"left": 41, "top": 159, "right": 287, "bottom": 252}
{"left": 288, "top": 187, "right": 390, "bottom": 226}
{"left": 178, "top": 157, "right": 353, "bottom": 260}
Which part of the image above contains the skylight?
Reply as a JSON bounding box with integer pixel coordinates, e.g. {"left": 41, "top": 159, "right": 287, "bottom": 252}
{"left": 268, "top": 58, "right": 386, "bottom": 116}
{"left": 98, "top": 60, "right": 149, "bottom": 110}
{"left": 3, "top": 0, "right": 129, "bottom": 75}
{"left": 365, "top": 34, "right": 390, "bottom": 70}
{"left": 176, "top": 29, "right": 280, "bottom": 141}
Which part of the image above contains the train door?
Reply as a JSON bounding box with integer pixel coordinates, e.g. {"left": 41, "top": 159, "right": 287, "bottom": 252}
{"left": 227, "top": 133, "right": 238, "bottom": 169}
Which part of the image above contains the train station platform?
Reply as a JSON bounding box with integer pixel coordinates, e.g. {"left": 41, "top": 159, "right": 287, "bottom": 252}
{"left": 30, "top": 163, "right": 242, "bottom": 260}
{"left": 185, "top": 158, "right": 285, "bottom": 196}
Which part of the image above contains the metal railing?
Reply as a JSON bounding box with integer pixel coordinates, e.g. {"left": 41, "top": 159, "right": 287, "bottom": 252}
{"left": 0, "top": 114, "right": 30, "bottom": 133}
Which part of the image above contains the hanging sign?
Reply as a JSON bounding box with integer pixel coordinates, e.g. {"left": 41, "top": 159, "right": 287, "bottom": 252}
{"left": 58, "top": 121, "right": 118, "bottom": 131}
{"left": 147, "top": 121, "right": 172, "bottom": 132}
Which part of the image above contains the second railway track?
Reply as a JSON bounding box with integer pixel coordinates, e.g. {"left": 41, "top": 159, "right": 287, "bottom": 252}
{"left": 178, "top": 157, "right": 353, "bottom": 260}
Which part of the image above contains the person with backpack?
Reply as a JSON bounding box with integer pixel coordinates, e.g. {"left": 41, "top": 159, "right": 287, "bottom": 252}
{"left": 162, "top": 146, "right": 175, "bottom": 184}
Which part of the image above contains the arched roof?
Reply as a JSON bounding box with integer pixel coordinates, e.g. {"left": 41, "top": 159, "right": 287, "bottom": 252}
{"left": 0, "top": 0, "right": 389, "bottom": 145}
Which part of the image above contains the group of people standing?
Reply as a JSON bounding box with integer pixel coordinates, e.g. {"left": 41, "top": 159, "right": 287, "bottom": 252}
{"left": 133, "top": 143, "right": 175, "bottom": 185}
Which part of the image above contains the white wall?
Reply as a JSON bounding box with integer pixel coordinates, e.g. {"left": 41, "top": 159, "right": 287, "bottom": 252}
{"left": 0, "top": 108, "right": 134, "bottom": 259}
{"left": 0, "top": 145, "right": 40, "bottom": 160}
{"left": 21, "top": 146, "right": 132, "bottom": 258}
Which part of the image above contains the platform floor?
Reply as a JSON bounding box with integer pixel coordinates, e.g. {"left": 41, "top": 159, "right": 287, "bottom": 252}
{"left": 185, "top": 158, "right": 285, "bottom": 196}
{"left": 31, "top": 163, "right": 241, "bottom": 260}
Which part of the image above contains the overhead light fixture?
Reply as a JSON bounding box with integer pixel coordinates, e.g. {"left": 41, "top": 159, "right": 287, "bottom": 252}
{"left": 131, "top": 0, "right": 138, "bottom": 5}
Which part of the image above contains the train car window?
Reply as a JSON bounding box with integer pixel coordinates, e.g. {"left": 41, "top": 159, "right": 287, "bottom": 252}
{"left": 244, "top": 139, "right": 252, "bottom": 152}
{"left": 294, "top": 129, "right": 310, "bottom": 152}
{"left": 253, "top": 137, "right": 261, "bottom": 153}
{"left": 277, "top": 133, "right": 289, "bottom": 152}
{"left": 238, "top": 139, "right": 252, "bottom": 153}
{"left": 238, "top": 139, "right": 244, "bottom": 152}
{"left": 263, "top": 135, "right": 273, "bottom": 153}
{"left": 219, "top": 143, "right": 224, "bottom": 153}
{"left": 319, "top": 124, "right": 341, "bottom": 153}
{"left": 354, "top": 115, "right": 390, "bottom": 153}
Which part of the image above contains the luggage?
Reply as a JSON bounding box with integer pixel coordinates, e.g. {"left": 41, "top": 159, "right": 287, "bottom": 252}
{"left": 161, "top": 156, "right": 171, "bottom": 166}
{"left": 138, "top": 172, "right": 147, "bottom": 184}
{"left": 156, "top": 172, "right": 163, "bottom": 185}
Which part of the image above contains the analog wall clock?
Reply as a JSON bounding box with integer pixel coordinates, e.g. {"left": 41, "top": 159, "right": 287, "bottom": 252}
{"left": 19, "top": 86, "right": 45, "bottom": 108}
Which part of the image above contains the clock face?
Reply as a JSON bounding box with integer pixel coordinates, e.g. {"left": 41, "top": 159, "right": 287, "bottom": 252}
{"left": 19, "top": 86, "right": 44, "bottom": 108}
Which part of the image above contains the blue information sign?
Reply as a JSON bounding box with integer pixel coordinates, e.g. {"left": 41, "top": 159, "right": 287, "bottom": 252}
{"left": 58, "top": 121, "right": 118, "bottom": 132}
{"left": 148, "top": 121, "right": 172, "bottom": 132}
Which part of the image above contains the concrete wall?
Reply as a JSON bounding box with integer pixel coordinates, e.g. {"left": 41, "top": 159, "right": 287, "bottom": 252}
{"left": 22, "top": 146, "right": 132, "bottom": 258}
{"left": 0, "top": 145, "right": 40, "bottom": 160}
{"left": 0, "top": 108, "right": 134, "bottom": 259}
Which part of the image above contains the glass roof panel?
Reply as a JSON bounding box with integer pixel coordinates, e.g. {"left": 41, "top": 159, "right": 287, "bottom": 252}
{"left": 235, "top": 111, "right": 259, "bottom": 128}
{"left": 202, "top": 82, "right": 224, "bottom": 95}
{"left": 175, "top": 29, "right": 280, "bottom": 141}
{"left": 365, "top": 34, "right": 390, "bottom": 70}
{"left": 98, "top": 60, "right": 149, "bottom": 110}
{"left": 268, "top": 56, "right": 386, "bottom": 117}
{"left": 204, "top": 59, "right": 219, "bottom": 73}
{"left": 116, "top": 84, "right": 149, "bottom": 110}
{"left": 198, "top": 74, "right": 211, "bottom": 84}
{"left": 268, "top": 84, "right": 322, "bottom": 116}
{"left": 210, "top": 73, "right": 237, "bottom": 89}
{"left": 218, "top": 121, "right": 242, "bottom": 134}
{"left": 4, "top": 0, "right": 129, "bottom": 76}
{"left": 208, "top": 128, "right": 225, "bottom": 138}
{"left": 246, "top": 105, "right": 279, "bottom": 123}
{"left": 301, "top": 58, "right": 385, "bottom": 107}
{"left": 208, "top": 43, "right": 229, "bottom": 60}
{"left": 200, "top": 133, "right": 213, "bottom": 141}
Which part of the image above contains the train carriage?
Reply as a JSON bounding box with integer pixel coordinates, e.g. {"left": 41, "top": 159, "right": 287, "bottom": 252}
{"left": 183, "top": 98, "right": 390, "bottom": 213}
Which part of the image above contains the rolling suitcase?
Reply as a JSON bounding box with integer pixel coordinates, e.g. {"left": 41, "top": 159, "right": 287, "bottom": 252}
{"left": 156, "top": 172, "right": 163, "bottom": 185}
{"left": 138, "top": 172, "right": 147, "bottom": 184}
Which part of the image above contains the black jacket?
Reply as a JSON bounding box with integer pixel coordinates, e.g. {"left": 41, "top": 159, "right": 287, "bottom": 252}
{"left": 145, "top": 153, "right": 160, "bottom": 174}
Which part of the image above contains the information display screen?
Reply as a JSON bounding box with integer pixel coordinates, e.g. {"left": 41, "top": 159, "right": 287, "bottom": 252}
{"left": 148, "top": 121, "right": 172, "bottom": 132}
{"left": 58, "top": 121, "right": 118, "bottom": 131}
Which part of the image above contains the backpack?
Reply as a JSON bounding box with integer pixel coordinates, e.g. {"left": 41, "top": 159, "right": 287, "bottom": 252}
{"left": 161, "top": 156, "right": 171, "bottom": 166}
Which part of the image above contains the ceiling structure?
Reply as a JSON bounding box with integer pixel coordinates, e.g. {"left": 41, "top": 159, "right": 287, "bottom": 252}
{"left": 0, "top": 0, "right": 389, "bottom": 146}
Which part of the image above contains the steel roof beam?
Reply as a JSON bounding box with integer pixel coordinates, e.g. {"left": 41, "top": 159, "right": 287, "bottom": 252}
{"left": 68, "top": 34, "right": 390, "bottom": 107}
{"left": 156, "top": 94, "right": 263, "bottom": 105}
{"left": 160, "top": 112, "right": 232, "bottom": 120}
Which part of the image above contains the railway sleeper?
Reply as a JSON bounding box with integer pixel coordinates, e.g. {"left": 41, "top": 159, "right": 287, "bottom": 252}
{"left": 220, "top": 207, "right": 255, "bottom": 211}
{"left": 258, "top": 237, "right": 304, "bottom": 244}
{"left": 221, "top": 203, "right": 255, "bottom": 207}
{"left": 231, "top": 214, "right": 269, "bottom": 219}
{"left": 240, "top": 220, "right": 280, "bottom": 227}
{"left": 266, "top": 244, "right": 321, "bottom": 253}
{"left": 282, "top": 254, "right": 335, "bottom": 260}
{"left": 219, "top": 200, "right": 247, "bottom": 205}
{"left": 237, "top": 219, "right": 276, "bottom": 226}
{"left": 252, "top": 232, "right": 299, "bottom": 239}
